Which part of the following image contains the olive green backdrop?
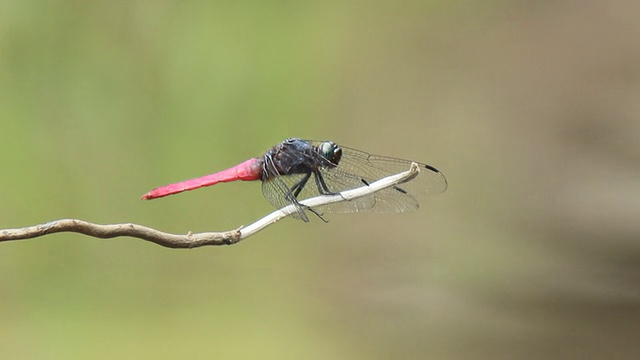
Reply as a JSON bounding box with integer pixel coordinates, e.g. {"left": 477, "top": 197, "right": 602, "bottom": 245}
{"left": 2, "top": 1, "right": 639, "bottom": 358}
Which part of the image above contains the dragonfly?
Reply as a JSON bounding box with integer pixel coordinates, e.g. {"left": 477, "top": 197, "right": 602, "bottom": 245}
{"left": 141, "top": 138, "right": 447, "bottom": 222}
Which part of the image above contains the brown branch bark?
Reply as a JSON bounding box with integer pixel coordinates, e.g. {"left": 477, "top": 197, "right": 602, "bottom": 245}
{"left": 0, "top": 219, "right": 241, "bottom": 248}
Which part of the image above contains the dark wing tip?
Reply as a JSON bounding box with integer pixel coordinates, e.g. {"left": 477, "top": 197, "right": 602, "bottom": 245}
{"left": 422, "top": 164, "right": 448, "bottom": 193}
{"left": 423, "top": 164, "right": 440, "bottom": 173}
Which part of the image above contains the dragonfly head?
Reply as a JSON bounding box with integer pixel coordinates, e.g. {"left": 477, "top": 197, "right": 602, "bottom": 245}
{"left": 318, "top": 141, "right": 342, "bottom": 166}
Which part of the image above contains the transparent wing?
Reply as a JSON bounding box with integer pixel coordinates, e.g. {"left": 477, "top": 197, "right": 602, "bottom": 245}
{"left": 261, "top": 156, "right": 310, "bottom": 222}
{"left": 302, "top": 140, "right": 448, "bottom": 213}
{"left": 289, "top": 164, "right": 378, "bottom": 214}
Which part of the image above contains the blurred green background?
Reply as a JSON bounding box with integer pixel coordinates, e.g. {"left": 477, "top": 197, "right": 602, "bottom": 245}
{"left": 2, "top": 0, "right": 639, "bottom": 358}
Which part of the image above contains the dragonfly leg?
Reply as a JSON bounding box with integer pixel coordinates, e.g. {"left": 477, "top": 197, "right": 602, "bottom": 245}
{"left": 282, "top": 192, "right": 310, "bottom": 222}
{"left": 289, "top": 172, "right": 330, "bottom": 222}
{"left": 291, "top": 172, "right": 312, "bottom": 198}
{"left": 305, "top": 206, "right": 329, "bottom": 223}
{"left": 313, "top": 170, "right": 338, "bottom": 196}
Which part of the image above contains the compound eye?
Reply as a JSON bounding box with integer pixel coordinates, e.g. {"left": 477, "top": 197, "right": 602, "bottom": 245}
{"left": 320, "top": 141, "right": 342, "bottom": 165}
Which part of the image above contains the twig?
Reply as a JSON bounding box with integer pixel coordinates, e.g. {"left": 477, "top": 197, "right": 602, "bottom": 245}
{"left": 0, "top": 163, "right": 420, "bottom": 248}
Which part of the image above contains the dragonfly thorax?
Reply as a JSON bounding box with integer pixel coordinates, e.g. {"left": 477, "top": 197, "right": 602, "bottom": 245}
{"left": 261, "top": 139, "right": 343, "bottom": 182}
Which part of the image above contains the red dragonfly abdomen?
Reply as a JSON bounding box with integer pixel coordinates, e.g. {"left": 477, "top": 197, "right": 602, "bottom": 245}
{"left": 141, "top": 158, "right": 263, "bottom": 200}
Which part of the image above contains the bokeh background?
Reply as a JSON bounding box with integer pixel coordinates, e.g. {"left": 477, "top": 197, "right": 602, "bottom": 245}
{"left": 2, "top": 1, "right": 640, "bottom": 358}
